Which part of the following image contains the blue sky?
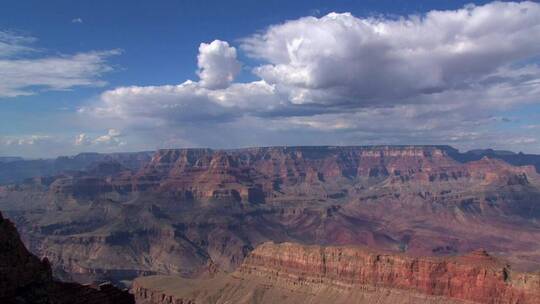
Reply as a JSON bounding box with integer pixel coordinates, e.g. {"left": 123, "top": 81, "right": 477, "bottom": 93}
{"left": 1, "top": 0, "right": 539, "bottom": 158}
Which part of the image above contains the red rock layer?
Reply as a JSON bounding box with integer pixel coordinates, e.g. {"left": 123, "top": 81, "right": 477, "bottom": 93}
{"left": 238, "top": 242, "right": 540, "bottom": 304}
{"left": 5, "top": 146, "right": 540, "bottom": 287}
{"left": 114, "top": 146, "right": 537, "bottom": 203}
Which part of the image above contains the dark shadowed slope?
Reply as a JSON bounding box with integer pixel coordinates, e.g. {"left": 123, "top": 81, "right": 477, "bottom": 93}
{"left": 0, "top": 211, "right": 134, "bottom": 304}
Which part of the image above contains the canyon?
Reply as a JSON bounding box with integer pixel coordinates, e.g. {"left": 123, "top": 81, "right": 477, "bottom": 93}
{"left": 1, "top": 145, "right": 540, "bottom": 303}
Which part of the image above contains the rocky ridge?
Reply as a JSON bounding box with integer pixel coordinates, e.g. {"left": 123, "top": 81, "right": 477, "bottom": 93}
{"left": 54, "top": 146, "right": 539, "bottom": 205}
{"left": 132, "top": 242, "right": 540, "bottom": 304}
{"left": 0, "top": 151, "right": 152, "bottom": 185}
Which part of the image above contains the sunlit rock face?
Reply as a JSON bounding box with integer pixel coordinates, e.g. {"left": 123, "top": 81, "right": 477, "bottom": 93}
{"left": 132, "top": 242, "right": 540, "bottom": 304}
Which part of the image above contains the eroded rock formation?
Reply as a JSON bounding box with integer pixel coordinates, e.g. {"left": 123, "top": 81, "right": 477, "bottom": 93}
{"left": 1, "top": 146, "right": 540, "bottom": 285}
{"left": 239, "top": 242, "right": 540, "bottom": 303}
{"left": 133, "top": 242, "right": 540, "bottom": 304}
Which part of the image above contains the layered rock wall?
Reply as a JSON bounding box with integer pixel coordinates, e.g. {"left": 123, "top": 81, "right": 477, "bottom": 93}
{"left": 131, "top": 242, "right": 540, "bottom": 304}
{"left": 124, "top": 146, "right": 538, "bottom": 203}
{"left": 238, "top": 242, "right": 540, "bottom": 304}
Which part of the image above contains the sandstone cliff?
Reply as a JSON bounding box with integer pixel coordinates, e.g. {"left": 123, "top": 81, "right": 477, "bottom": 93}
{"left": 133, "top": 242, "right": 540, "bottom": 304}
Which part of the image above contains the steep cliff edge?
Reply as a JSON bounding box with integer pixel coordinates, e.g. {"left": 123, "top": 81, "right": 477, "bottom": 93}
{"left": 239, "top": 242, "right": 540, "bottom": 303}
{"left": 0, "top": 211, "right": 135, "bottom": 304}
{"left": 132, "top": 242, "right": 540, "bottom": 304}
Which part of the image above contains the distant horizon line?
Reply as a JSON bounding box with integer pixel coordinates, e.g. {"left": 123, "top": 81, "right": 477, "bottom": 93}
{"left": 1, "top": 144, "right": 529, "bottom": 160}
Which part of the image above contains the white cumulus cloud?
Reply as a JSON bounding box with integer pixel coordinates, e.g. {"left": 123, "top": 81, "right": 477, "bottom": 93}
{"left": 74, "top": 129, "right": 125, "bottom": 147}
{"left": 2, "top": 135, "right": 52, "bottom": 146}
{"left": 197, "top": 40, "right": 241, "bottom": 89}
{"left": 241, "top": 1, "right": 540, "bottom": 106}
{"left": 74, "top": 133, "right": 91, "bottom": 146}
{"left": 81, "top": 2, "right": 540, "bottom": 153}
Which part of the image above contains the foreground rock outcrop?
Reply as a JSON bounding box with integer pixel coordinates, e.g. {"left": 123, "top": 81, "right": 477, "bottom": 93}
{"left": 0, "top": 211, "right": 134, "bottom": 304}
{"left": 133, "top": 242, "right": 540, "bottom": 304}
